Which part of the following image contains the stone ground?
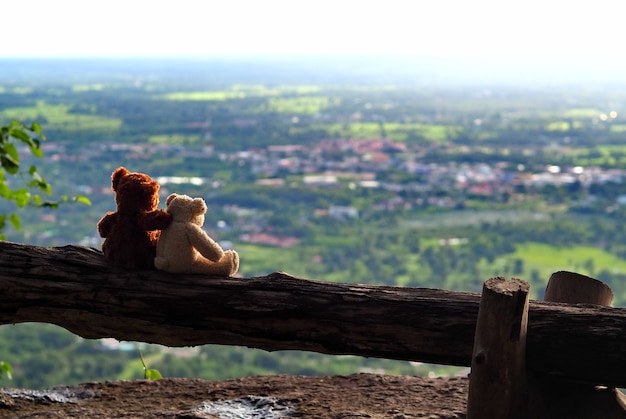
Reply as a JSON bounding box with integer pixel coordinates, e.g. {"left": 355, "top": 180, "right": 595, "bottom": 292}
{"left": 0, "top": 373, "right": 468, "bottom": 418}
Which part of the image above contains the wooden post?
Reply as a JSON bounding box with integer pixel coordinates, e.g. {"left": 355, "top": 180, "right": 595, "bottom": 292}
{"left": 532, "top": 271, "right": 626, "bottom": 419}
{"left": 468, "top": 271, "right": 626, "bottom": 418}
{"left": 544, "top": 270, "right": 613, "bottom": 306}
{"left": 467, "top": 277, "right": 530, "bottom": 419}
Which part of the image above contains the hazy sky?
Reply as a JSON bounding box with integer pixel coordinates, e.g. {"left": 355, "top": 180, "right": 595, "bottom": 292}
{"left": 3, "top": 0, "right": 626, "bottom": 84}
{"left": 2, "top": 0, "right": 623, "bottom": 58}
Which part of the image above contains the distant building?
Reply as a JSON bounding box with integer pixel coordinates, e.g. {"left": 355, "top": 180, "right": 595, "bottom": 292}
{"left": 256, "top": 178, "right": 286, "bottom": 187}
{"left": 239, "top": 233, "right": 299, "bottom": 247}
{"left": 303, "top": 175, "right": 338, "bottom": 186}
{"left": 328, "top": 205, "right": 359, "bottom": 219}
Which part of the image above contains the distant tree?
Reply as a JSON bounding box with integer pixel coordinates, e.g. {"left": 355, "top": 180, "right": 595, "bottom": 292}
{"left": 583, "top": 258, "right": 595, "bottom": 276}
{"left": 0, "top": 120, "right": 90, "bottom": 239}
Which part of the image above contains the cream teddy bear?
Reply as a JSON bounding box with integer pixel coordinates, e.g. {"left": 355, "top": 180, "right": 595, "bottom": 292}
{"left": 154, "top": 193, "right": 239, "bottom": 276}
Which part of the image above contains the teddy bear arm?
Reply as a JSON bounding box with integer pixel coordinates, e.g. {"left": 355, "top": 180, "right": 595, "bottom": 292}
{"left": 139, "top": 210, "right": 173, "bottom": 231}
{"left": 97, "top": 213, "right": 116, "bottom": 237}
{"left": 188, "top": 225, "right": 225, "bottom": 262}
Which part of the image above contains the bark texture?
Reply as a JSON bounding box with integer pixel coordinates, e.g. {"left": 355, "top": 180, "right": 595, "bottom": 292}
{"left": 1, "top": 241, "right": 626, "bottom": 387}
{"left": 467, "top": 278, "right": 530, "bottom": 419}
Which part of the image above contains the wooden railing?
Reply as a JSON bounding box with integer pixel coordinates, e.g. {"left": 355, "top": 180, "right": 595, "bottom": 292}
{"left": 1, "top": 240, "right": 625, "bottom": 417}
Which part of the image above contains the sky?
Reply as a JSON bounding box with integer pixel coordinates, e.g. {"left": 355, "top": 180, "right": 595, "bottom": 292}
{"left": 2, "top": 0, "right": 626, "bottom": 84}
{"left": 2, "top": 0, "right": 623, "bottom": 58}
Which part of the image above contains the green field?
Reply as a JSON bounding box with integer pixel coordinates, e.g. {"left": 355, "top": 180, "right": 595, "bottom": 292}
{"left": 511, "top": 242, "right": 626, "bottom": 276}
{"left": 289, "top": 121, "right": 460, "bottom": 142}
{"left": 237, "top": 244, "right": 299, "bottom": 277}
{"left": 485, "top": 242, "right": 626, "bottom": 299}
{"left": 162, "top": 84, "right": 321, "bottom": 101}
{"left": 258, "top": 96, "right": 339, "bottom": 114}
{"left": 0, "top": 101, "right": 122, "bottom": 132}
{"left": 562, "top": 108, "right": 603, "bottom": 118}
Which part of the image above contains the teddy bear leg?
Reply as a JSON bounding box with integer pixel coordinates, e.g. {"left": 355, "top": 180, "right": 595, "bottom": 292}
{"left": 191, "top": 250, "right": 239, "bottom": 276}
{"left": 224, "top": 250, "right": 239, "bottom": 275}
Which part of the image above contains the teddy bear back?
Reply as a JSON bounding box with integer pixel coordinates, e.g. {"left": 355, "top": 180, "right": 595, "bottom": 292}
{"left": 102, "top": 217, "right": 161, "bottom": 269}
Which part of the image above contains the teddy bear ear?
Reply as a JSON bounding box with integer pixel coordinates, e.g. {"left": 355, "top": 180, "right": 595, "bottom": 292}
{"left": 111, "top": 167, "right": 130, "bottom": 191}
{"left": 166, "top": 193, "right": 178, "bottom": 206}
{"left": 193, "top": 198, "right": 207, "bottom": 212}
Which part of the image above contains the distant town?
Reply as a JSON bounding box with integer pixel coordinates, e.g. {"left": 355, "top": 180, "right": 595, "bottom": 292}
{"left": 33, "top": 135, "right": 626, "bottom": 249}
{"left": 47, "top": 136, "right": 625, "bottom": 200}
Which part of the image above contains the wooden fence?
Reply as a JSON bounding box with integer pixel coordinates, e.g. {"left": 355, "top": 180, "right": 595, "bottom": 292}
{"left": 1, "top": 241, "right": 625, "bottom": 417}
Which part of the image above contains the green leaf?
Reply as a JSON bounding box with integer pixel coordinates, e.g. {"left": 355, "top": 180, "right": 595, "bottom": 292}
{"left": 3, "top": 142, "right": 19, "bottom": 162}
{"left": 1, "top": 147, "right": 19, "bottom": 164}
{"left": 144, "top": 369, "right": 162, "bottom": 380}
{"left": 138, "top": 350, "right": 162, "bottom": 380}
{"left": 1, "top": 155, "right": 20, "bottom": 174}
{"left": 0, "top": 183, "right": 10, "bottom": 199}
{"left": 75, "top": 195, "right": 92, "bottom": 205}
{"left": 12, "top": 188, "right": 31, "bottom": 207}
{"left": 9, "top": 213, "right": 21, "bottom": 230}
{"left": 9, "top": 127, "right": 30, "bottom": 143}
{"left": 0, "top": 361, "right": 12, "bottom": 380}
{"left": 30, "top": 121, "right": 42, "bottom": 135}
{"left": 29, "top": 144, "right": 43, "bottom": 158}
{"left": 27, "top": 178, "right": 51, "bottom": 194}
{"left": 27, "top": 167, "right": 52, "bottom": 194}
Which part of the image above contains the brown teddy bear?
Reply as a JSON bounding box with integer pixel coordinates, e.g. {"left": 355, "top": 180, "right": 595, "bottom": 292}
{"left": 97, "top": 167, "right": 172, "bottom": 269}
{"left": 154, "top": 193, "right": 239, "bottom": 276}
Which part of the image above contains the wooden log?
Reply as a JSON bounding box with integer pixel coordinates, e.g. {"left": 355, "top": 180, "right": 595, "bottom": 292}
{"left": 532, "top": 271, "right": 626, "bottom": 419}
{"left": 544, "top": 271, "right": 614, "bottom": 306}
{"left": 2, "top": 241, "right": 626, "bottom": 387}
{"left": 467, "top": 277, "right": 530, "bottom": 419}
{"left": 0, "top": 241, "right": 479, "bottom": 367}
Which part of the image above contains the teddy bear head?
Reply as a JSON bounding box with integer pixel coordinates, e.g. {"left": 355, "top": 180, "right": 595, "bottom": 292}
{"left": 111, "top": 167, "right": 161, "bottom": 213}
{"left": 165, "top": 193, "right": 207, "bottom": 226}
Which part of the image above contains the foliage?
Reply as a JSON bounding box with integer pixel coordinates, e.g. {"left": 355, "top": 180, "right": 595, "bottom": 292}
{"left": 139, "top": 351, "right": 162, "bottom": 380}
{"left": 0, "top": 120, "right": 91, "bottom": 239}
{"left": 0, "top": 361, "right": 12, "bottom": 380}
{"left": 0, "top": 120, "right": 49, "bottom": 236}
{"left": 0, "top": 323, "right": 137, "bottom": 389}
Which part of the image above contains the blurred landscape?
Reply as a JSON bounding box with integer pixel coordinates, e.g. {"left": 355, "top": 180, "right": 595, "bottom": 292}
{"left": 2, "top": 56, "right": 626, "bottom": 389}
